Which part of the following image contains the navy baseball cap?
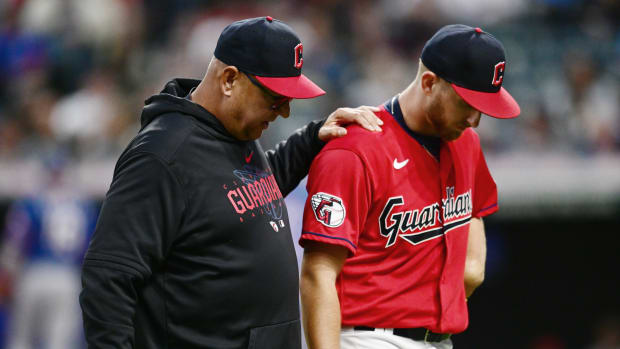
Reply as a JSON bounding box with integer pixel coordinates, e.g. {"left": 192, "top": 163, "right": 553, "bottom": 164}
{"left": 214, "top": 16, "right": 325, "bottom": 99}
{"left": 421, "top": 24, "right": 520, "bottom": 118}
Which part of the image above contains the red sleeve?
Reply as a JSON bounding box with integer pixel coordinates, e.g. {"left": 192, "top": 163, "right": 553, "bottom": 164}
{"left": 472, "top": 147, "right": 498, "bottom": 218}
{"left": 300, "top": 149, "right": 371, "bottom": 255}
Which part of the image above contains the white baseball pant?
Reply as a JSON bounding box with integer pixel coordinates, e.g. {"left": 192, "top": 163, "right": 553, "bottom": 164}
{"left": 340, "top": 327, "right": 453, "bottom": 349}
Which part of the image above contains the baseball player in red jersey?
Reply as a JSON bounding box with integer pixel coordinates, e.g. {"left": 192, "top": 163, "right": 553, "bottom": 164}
{"left": 299, "top": 25, "right": 520, "bottom": 349}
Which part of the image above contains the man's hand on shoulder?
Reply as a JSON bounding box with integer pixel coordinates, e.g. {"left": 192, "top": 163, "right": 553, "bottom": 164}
{"left": 318, "top": 106, "right": 383, "bottom": 142}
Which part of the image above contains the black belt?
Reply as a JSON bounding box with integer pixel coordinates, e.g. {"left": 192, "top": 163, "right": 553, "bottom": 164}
{"left": 353, "top": 326, "right": 451, "bottom": 343}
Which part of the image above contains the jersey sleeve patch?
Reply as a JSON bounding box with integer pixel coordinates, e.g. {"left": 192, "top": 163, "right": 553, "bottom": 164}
{"left": 310, "top": 192, "right": 346, "bottom": 227}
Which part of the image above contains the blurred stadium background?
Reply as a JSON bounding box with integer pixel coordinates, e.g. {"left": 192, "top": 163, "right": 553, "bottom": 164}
{"left": 0, "top": 0, "right": 618, "bottom": 348}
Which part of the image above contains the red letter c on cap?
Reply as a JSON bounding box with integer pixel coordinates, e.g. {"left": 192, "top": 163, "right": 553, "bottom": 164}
{"left": 492, "top": 61, "right": 505, "bottom": 87}
{"left": 294, "top": 43, "right": 303, "bottom": 69}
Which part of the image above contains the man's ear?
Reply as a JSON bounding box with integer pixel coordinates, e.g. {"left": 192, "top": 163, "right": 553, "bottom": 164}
{"left": 420, "top": 71, "right": 440, "bottom": 96}
{"left": 220, "top": 66, "right": 241, "bottom": 97}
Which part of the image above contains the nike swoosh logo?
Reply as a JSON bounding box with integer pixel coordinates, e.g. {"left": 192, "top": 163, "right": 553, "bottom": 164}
{"left": 393, "top": 158, "right": 409, "bottom": 169}
{"left": 245, "top": 151, "right": 254, "bottom": 163}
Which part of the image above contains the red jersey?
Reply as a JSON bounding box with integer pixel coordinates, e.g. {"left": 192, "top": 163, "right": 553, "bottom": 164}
{"left": 300, "top": 102, "right": 498, "bottom": 334}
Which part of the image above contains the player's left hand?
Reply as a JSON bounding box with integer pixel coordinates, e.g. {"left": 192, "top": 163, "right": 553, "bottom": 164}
{"left": 318, "top": 106, "right": 383, "bottom": 142}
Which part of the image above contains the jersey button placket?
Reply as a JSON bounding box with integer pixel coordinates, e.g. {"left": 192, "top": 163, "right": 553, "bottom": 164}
{"left": 437, "top": 146, "right": 451, "bottom": 326}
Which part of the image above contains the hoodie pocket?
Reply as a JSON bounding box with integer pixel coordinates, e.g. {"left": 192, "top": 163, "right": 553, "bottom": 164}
{"left": 247, "top": 319, "right": 301, "bottom": 349}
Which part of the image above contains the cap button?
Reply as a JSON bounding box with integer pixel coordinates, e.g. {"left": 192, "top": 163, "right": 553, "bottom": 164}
{"left": 266, "top": 16, "right": 273, "bottom": 22}
{"left": 475, "top": 27, "right": 482, "bottom": 33}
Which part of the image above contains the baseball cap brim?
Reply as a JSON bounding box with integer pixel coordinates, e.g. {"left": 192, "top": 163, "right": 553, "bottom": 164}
{"left": 255, "top": 74, "right": 325, "bottom": 99}
{"left": 451, "top": 84, "right": 520, "bottom": 119}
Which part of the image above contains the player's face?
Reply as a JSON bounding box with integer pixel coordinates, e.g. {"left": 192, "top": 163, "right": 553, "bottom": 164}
{"left": 229, "top": 73, "right": 291, "bottom": 141}
{"left": 428, "top": 81, "right": 481, "bottom": 141}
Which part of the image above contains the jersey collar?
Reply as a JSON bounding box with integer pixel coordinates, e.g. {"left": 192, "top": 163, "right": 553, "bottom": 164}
{"left": 384, "top": 95, "right": 441, "bottom": 160}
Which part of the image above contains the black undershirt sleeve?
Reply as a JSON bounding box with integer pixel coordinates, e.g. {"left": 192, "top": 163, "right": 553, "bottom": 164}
{"left": 265, "top": 119, "right": 326, "bottom": 197}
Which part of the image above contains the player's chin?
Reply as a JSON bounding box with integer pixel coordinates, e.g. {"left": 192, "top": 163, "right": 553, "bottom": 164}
{"left": 241, "top": 127, "right": 265, "bottom": 141}
{"left": 442, "top": 129, "right": 464, "bottom": 141}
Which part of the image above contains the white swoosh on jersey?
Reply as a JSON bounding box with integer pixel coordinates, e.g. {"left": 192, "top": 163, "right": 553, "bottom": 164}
{"left": 393, "top": 158, "right": 409, "bottom": 169}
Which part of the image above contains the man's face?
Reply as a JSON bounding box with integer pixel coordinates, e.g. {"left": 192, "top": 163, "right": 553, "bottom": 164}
{"left": 229, "top": 73, "right": 291, "bottom": 141}
{"left": 428, "top": 81, "right": 481, "bottom": 141}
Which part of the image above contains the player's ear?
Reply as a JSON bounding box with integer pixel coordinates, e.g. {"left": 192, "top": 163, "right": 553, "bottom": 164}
{"left": 420, "top": 71, "right": 440, "bottom": 96}
{"left": 220, "top": 66, "right": 241, "bottom": 97}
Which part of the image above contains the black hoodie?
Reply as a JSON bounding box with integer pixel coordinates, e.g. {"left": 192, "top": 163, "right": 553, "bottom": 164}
{"left": 80, "top": 79, "right": 325, "bottom": 349}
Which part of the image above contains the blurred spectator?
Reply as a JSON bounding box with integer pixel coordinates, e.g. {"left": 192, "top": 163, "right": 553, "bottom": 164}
{"left": 435, "top": 0, "right": 528, "bottom": 25}
{"left": 0, "top": 155, "right": 97, "bottom": 349}
{"left": 0, "top": 117, "right": 23, "bottom": 159}
{"left": 48, "top": 70, "right": 124, "bottom": 159}
{"left": 18, "top": 0, "right": 131, "bottom": 47}
{"left": 540, "top": 50, "right": 620, "bottom": 153}
{"left": 587, "top": 315, "right": 620, "bottom": 349}
{"left": 0, "top": 0, "right": 618, "bottom": 165}
{"left": 562, "top": 52, "right": 619, "bottom": 152}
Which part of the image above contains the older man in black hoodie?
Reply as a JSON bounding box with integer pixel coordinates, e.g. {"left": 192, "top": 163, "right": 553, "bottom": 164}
{"left": 79, "top": 16, "right": 381, "bottom": 349}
